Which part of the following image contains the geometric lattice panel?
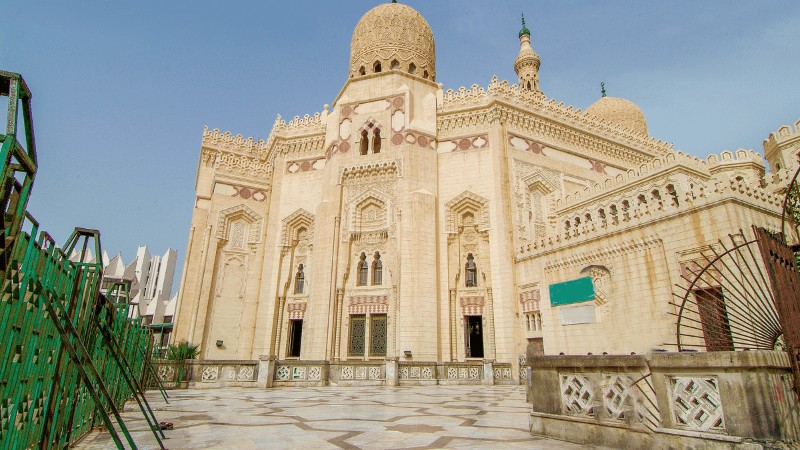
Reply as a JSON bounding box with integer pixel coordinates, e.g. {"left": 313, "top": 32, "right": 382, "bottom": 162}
{"left": 670, "top": 377, "right": 724, "bottom": 431}
{"left": 560, "top": 374, "right": 594, "bottom": 417}
{"left": 602, "top": 375, "right": 632, "bottom": 421}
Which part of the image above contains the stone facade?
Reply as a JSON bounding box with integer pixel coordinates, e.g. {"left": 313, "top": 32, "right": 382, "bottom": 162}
{"left": 172, "top": 2, "right": 797, "bottom": 382}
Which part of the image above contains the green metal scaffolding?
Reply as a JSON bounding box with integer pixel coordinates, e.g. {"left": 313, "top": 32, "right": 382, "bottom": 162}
{"left": 1, "top": 71, "right": 163, "bottom": 449}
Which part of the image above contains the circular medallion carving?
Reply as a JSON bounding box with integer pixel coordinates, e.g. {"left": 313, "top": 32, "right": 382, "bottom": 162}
{"left": 238, "top": 187, "right": 251, "bottom": 199}
{"left": 392, "top": 133, "right": 404, "bottom": 145}
{"left": 339, "top": 141, "right": 351, "bottom": 153}
{"left": 417, "top": 136, "right": 429, "bottom": 147}
{"left": 458, "top": 138, "right": 471, "bottom": 150}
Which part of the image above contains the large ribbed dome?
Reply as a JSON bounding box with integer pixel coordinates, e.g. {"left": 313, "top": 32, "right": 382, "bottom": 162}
{"left": 585, "top": 96, "right": 648, "bottom": 135}
{"left": 350, "top": 2, "right": 436, "bottom": 81}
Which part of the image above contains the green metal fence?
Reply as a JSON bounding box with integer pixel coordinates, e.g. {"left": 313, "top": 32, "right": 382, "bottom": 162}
{"left": 1, "top": 71, "right": 163, "bottom": 449}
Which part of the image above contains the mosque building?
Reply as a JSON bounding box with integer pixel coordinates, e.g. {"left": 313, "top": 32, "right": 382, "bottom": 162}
{"left": 172, "top": 2, "right": 798, "bottom": 384}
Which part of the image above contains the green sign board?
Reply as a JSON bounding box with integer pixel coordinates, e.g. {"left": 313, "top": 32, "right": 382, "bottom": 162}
{"left": 549, "top": 277, "right": 595, "bottom": 306}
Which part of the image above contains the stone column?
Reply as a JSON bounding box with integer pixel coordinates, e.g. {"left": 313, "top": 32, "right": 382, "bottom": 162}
{"left": 258, "top": 355, "right": 278, "bottom": 388}
{"left": 385, "top": 357, "right": 399, "bottom": 386}
{"left": 483, "top": 358, "right": 495, "bottom": 386}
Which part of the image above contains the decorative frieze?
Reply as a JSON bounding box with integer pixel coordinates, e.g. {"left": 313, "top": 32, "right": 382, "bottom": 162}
{"left": 348, "top": 295, "right": 389, "bottom": 314}
{"left": 287, "top": 302, "right": 307, "bottom": 320}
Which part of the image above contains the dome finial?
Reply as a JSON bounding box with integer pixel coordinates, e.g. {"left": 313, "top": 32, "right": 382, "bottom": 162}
{"left": 519, "top": 13, "right": 531, "bottom": 38}
{"left": 601, "top": 81, "right": 606, "bottom": 98}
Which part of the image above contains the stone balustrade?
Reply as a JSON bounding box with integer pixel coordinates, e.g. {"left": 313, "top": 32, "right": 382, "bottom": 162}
{"left": 526, "top": 351, "right": 800, "bottom": 448}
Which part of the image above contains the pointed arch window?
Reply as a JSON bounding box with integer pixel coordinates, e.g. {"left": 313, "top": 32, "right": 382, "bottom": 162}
{"left": 294, "top": 264, "right": 305, "bottom": 294}
{"left": 465, "top": 253, "right": 478, "bottom": 287}
{"left": 357, "top": 252, "right": 369, "bottom": 286}
{"left": 360, "top": 130, "right": 369, "bottom": 155}
{"left": 372, "top": 128, "right": 381, "bottom": 154}
{"left": 373, "top": 61, "right": 382, "bottom": 73}
{"left": 359, "top": 121, "right": 383, "bottom": 156}
{"left": 372, "top": 252, "right": 383, "bottom": 285}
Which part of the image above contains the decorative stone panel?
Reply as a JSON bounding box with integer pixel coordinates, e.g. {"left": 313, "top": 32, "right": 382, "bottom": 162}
{"left": 201, "top": 366, "right": 220, "bottom": 382}
{"left": 670, "top": 377, "right": 725, "bottom": 432}
{"left": 602, "top": 374, "right": 633, "bottom": 421}
{"left": 560, "top": 374, "right": 594, "bottom": 417}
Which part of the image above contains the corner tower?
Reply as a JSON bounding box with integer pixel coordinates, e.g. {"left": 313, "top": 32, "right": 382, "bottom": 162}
{"left": 514, "top": 14, "right": 541, "bottom": 92}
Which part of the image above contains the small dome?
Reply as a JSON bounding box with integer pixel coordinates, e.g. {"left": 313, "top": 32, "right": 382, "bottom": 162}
{"left": 350, "top": 2, "right": 436, "bottom": 80}
{"left": 585, "top": 96, "right": 648, "bottom": 135}
{"left": 519, "top": 14, "right": 531, "bottom": 38}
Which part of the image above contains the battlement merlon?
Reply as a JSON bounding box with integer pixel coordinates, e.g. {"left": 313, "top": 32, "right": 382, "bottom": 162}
{"left": 763, "top": 118, "right": 800, "bottom": 172}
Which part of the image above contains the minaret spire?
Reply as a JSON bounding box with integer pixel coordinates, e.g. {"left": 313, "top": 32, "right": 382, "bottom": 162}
{"left": 514, "top": 13, "right": 540, "bottom": 92}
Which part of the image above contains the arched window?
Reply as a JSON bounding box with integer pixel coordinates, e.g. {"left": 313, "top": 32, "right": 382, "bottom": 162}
{"left": 372, "top": 128, "right": 381, "bottom": 154}
{"left": 372, "top": 252, "right": 383, "bottom": 285}
{"left": 374, "top": 61, "right": 382, "bottom": 73}
{"left": 391, "top": 59, "right": 399, "bottom": 70}
{"left": 526, "top": 81, "right": 531, "bottom": 90}
{"left": 408, "top": 63, "right": 416, "bottom": 74}
{"left": 357, "top": 252, "right": 369, "bottom": 286}
{"left": 294, "top": 264, "right": 305, "bottom": 294}
{"left": 359, "top": 66, "right": 366, "bottom": 76}
{"left": 465, "top": 253, "right": 477, "bottom": 287}
{"left": 360, "top": 130, "right": 369, "bottom": 155}
{"left": 422, "top": 70, "right": 429, "bottom": 79}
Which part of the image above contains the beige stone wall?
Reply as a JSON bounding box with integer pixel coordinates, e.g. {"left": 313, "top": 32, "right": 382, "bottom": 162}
{"left": 173, "top": 60, "right": 793, "bottom": 380}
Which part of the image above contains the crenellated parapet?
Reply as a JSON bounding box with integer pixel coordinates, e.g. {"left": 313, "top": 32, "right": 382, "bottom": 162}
{"left": 763, "top": 118, "right": 800, "bottom": 173}
{"left": 271, "top": 107, "right": 328, "bottom": 138}
{"left": 518, "top": 165, "right": 785, "bottom": 259}
{"left": 202, "top": 126, "right": 271, "bottom": 159}
{"left": 439, "top": 76, "right": 674, "bottom": 161}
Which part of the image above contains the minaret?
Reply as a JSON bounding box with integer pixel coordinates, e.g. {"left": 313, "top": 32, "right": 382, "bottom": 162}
{"left": 514, "top": 14, "right": 541, "bottom": 92}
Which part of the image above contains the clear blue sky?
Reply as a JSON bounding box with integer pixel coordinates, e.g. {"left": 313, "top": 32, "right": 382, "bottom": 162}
{"left": 3, "top": 1, "right": 799, "bottom": 283}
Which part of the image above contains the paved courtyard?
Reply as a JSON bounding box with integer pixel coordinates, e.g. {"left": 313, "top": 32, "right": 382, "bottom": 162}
{"left": 76, "top": 385, "right": 602, "bottom": 449}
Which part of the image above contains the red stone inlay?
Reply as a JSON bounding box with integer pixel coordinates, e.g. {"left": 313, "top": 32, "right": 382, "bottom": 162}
{"left": 458, "top": 139, "right": 472, "bottom": 150}
{"left": 392, "top": 133, "right": 404, "bottom": 145}
{"left": 339, "top": 141, "right": 350, "bottom": 153}
{"left": 392, "top": 97, "right": 404, "bottom": 109}
{"left": 529, "top": 142, "right": 543, "bottom": 154}
{"left": 417, "top": 136, "right": 429, "bottom": 147}
{"left": 237, "top": 187, "right": 251, "bottom": 199}
{"left": 341, "top": 106, "right": 353, "bottom": 118}
{"left": 301, "top": 161, "right": 312, "bottom": 171}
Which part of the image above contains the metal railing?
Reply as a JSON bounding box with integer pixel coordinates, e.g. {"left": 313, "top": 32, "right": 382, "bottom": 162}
{"left": 1, "top": 71, "right": 163, "bottom": 449}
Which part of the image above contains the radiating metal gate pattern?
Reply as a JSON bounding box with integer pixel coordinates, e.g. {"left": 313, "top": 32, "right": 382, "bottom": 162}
{"left": 1, "top": 71, "right": 164, "bottom": 449}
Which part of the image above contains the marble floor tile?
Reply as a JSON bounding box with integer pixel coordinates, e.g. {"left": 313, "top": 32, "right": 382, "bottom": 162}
{"left": 74, "top": 385, "right": 606, "bottom": 449}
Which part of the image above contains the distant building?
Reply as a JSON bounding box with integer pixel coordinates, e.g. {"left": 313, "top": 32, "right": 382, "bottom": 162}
{"left": 102, "top": 246, "right": 178, "bottom": 351}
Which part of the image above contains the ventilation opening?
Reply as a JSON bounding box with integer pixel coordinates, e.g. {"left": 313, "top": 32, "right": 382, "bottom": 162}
{"left": 422, "top": 70, "right": 429, "bottom": 79}
{"left": 391, "top": 60, "right": 399, "bottom": 70}
{"left": 359, "top": 66, "right": 366, "bottom": 76}
{"left": 374, "top": 61, "right": 382, "bottom": 73}
{"left": 409, "top": 63, "right": 416, "bottom": 74}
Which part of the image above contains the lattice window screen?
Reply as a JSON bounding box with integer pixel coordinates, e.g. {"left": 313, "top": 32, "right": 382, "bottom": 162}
{"left": 349, "top": 315, "right": 366, "bottom": 356}
{"left": 370, "top": 314, "right": 387, "bottom": 356}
